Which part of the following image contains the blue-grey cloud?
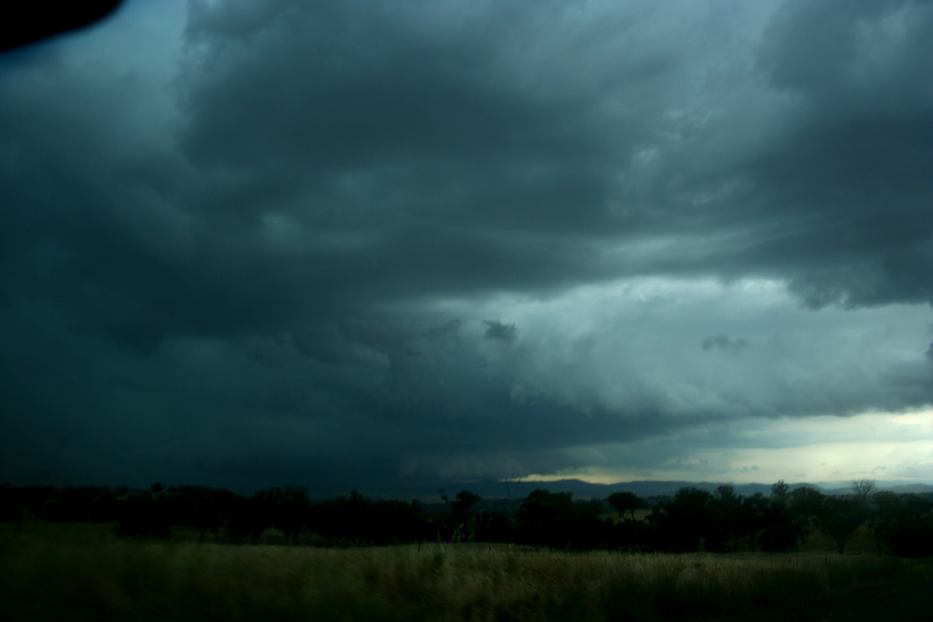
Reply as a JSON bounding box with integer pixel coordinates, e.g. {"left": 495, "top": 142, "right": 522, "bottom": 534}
{"left": 1, "top": 0, "right": 932, "bottom": 489}
{"left": 701, "top": 334, "right": 749, "bottom": 353}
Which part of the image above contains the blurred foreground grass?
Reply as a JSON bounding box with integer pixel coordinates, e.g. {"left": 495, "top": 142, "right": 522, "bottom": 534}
{"left": 1, "top": 523, "right": 930, "bottom": 621}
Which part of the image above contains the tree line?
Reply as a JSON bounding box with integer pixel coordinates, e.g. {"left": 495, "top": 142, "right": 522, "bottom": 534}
{"left": 2, "top": 481, "right": 931, "bottom": 557}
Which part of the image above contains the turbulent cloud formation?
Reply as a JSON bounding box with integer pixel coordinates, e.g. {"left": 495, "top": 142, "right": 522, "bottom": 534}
{"left": 483, "top": 321, "right": 518, "bottom": 344}
{"left": 0, "top": 0, "right": 931, "bottom": 491}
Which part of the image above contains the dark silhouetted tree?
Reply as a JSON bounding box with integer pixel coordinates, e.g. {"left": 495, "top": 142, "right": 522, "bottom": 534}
{"left": 608, "top": 492, "right": 640, "bottom": 521}
{"left": 116, "top": 488, "right": 171, "bottom": 539}
{"left": 651, "top": 488, "right": 713, "bottom": 552}
{"left": 871, "top": 492, "right": 933, "bottom": 557}
{"left": 516, "top": 489, "right": 604, "bottom": 549}
{"left": 448, "top": 490, "right": 482, "bottom": 542}
{"left": 452, "top": 490, "right": 480, "bottom": 519}
{"left": 789, "top": 487, "right": 824, "bottom": 519}
{"left": 708, "top": 485, "right": 743, "bottom": 552}
{"left": 853, "top": 480, "right": 875, "bottom": 503}
{"left": 756, "top": 482, "right": 806, "bottom": 552}
{"left": 818, "top": 497, "right": 866, "bottom": 554}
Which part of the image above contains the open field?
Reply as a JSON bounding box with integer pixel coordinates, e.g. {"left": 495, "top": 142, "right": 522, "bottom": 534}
{"left": 1, "top": 523, "right": 931, "bottom": 622}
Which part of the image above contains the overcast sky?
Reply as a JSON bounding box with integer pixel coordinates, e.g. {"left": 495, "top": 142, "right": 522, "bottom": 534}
{"left": 1, "top": 0, "right": 931, "bottom": 493}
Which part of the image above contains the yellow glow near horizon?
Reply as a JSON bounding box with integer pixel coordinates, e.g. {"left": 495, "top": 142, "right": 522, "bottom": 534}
{"left": 512, "top": 408, "right": 933, "bottom": 485}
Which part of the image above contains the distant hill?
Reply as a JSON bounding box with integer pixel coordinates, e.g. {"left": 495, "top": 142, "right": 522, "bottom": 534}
{"left": 817, "top": 481, "right": 933, "bottom": 495}
{"left": 376, "top": 479, "right": 778, "bottom": 501}
{"left": 468, "top": 479, "right": 779, "bottom": 499}
{"left": 375, "top": 478, "right": 933, "bottom": 502}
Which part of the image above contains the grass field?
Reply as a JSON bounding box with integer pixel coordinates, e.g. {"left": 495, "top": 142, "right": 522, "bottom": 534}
{"left": 1, "top": 523, "right": 930, "bottom": 621}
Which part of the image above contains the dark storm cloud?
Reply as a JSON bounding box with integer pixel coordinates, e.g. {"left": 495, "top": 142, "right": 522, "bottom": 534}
{"left": 6, "top": 0, "right": 930, "bottom": 350}
{"left": 743, "top": 0, "right": 933, "bottom": 306}
{"left": 2, "top": 0, "right": 933, "bottom": 489}
{"left": 172, "top": 0, "right": 933, "bottom": 312}
{"left": 179, "top": 1, "right": 623, "bottom": 230}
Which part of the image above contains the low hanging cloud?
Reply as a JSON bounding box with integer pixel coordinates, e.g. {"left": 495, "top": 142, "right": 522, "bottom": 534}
{"left": 1, "top": 0, "right": 932, "bottom": 489}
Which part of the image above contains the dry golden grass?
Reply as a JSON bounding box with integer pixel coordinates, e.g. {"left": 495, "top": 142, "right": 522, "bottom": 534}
{"left": 0, "top": 523, "right": 929, "bottom": 622}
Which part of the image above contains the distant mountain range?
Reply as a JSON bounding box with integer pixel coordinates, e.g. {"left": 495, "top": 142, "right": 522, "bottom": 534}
{"left": 372, "top": 478, "right": 933, "bottom": 502}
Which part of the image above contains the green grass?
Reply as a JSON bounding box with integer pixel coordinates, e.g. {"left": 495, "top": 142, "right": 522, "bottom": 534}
{"left": 1, "top": 523, "right": 930, "bottom": 622}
